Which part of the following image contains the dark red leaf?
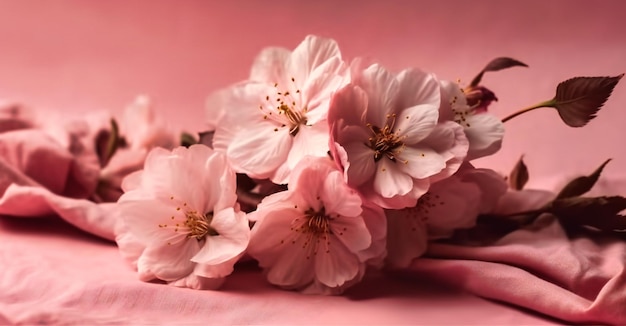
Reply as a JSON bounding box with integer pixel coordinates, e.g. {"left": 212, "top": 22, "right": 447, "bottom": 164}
{"left": 548, "top": 196, "right": 626, "bottom": 231}
{"left": 470, "top": 57, "right": 529, "bottom": 86}
{"left": 556, "top": 159, "right": 611, "bottom": 199}
{"left": 509, "top": 155, "right": 529, "bottom": 190}
{"left": 553, "top": 74, "right": 623, "bottom": 127}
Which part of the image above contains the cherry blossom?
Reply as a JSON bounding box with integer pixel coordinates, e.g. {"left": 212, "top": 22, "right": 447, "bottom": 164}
{"left": 247, "top": 156, "right": 386, "bottom": 294}
{"left": 385, "top": 164, "right": 507, "bottom": 267}
{"left": 439, "top": 80, "right": 504, "bottom": 160}
{"left": 212, "top": 35, "right": 349, "bottom": 184}
{"left": 115, "top": 145, "right": 250, "bottom": 289}
{"left": 328, "top": 63, "right": 469, "bottom": 209}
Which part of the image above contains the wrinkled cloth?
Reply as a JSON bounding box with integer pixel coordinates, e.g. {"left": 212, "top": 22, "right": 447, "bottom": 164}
{"left": 0, "top": 217, "right": 557, "bottom": 325}
{"left": 411, "top": 220, "right": 626, "bottom": 324}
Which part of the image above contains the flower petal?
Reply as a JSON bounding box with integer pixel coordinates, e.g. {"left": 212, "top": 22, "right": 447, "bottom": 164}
{"left": 385, "top": 208, "right": 428, "bottom": 268}
{"left": 226, "top": 122, "right": 292, "bottom": 179}
{"left": 250, "top": 46, "right": 291, "bottom": 83}
{"left": 394, "top": 104, "right": 439, "bottom": 144}
{"left": 314, "top": 237, "right": 362, "bottom": 288}
{"left": 344, "top": 141, "right": 376, "bottom": 187}
{"left": 397, "top": 146, "right": 446, "bottom": 179}
{"left": 356, "top": 64, "right": 399, "bottom": 126}
{"left": 463, "top": 113, "right": 505, "bottom": 160}
{"left": 191, "top": 208, "right": 249, "bottom": 265}
{"left": 373, "top": 159, "right": 413, "bottom": 198}
{"left": 288, "top": 35, "right": 342, "bottom": 84}
{"left": 395, "top": 68, "right": 441, "bottom": 113}
{"left": 321, "top": 170, "right": 362, "bottom": 218}
{"left": 137, "top": 239, "right": 200, "bottom": 282}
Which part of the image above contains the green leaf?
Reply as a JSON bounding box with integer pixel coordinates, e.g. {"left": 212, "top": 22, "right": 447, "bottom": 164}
{"left": 552, "top": 74, "right": 623, "bottom": 127}
{"left": 180, "top": 132, "right": 197, "bottom": 148}
{"left": 508, "top": 155, "right": 529, "bottom": 190}
{"left": 556, "top": 159, "right": 611, "bottom": 199}
{"left": 547, "top": 196, "right": 626, "bottom": 231}
{"left": 470, "top": 57, "right": 528, "bottom": 87}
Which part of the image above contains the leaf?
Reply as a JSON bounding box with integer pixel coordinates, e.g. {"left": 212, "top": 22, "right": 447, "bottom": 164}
{"left": 95, "top": 119, "right": 125, "bottom": 167}
{"left": 552, "top": 74, "right": 623, "bottom": 127}
{"left": 509, "top": 155, "right": 529, "bottom": 190}
{"left": 470, "top": 57, "right": 529, "bottom": 86}
{"left": 180, "top": 132, "right": 197, "bottom": 148}
{"left": 556, "top": 159, "right": 612, "bottom": 199}
{"left": 547, "top": 196, "right": 626, "bottom": 231}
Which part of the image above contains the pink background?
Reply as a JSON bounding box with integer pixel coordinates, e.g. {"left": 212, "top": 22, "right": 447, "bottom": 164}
{"left": 1, "top": 1, "right": 626, "bottom": 324}
{"left": 0, "top": 0, "right": 625, "bottom": 186}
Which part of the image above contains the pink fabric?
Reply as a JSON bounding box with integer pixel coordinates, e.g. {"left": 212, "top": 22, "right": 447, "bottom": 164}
{"left": 411, "top": 221, "right": 626, "bottom": 324}
{"left": 0, "top": 217, "right": 558, "bottom": 325}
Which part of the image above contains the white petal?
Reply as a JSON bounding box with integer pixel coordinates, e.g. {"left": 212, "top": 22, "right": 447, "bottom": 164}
{"left": 397, "top": 146, "right": 446, "bottom": 179}
{"left": 373, "top": 159, "right": 413, "bottom": 198}
{"left": 287, "top": 123, "right": 330, "bottom": 170}
{"left": 137, "top": 239, "right": 200, "bottom": 282}
{"left": 463, "top": 113, "right": 505, "bottom": 160}
{"left": 357, "top": 64, "right": 399, "bottom": 126}
{"left": 288, "top": 35, "right": 342, "bottom": 83}
{"left": 226, "top": 123, "right": 292, "bottom": 179}
{"left": 394, "top": 104, "right": 439, "bottom": 144}
{"left": 395, "top": 69, "right": 441, "bottom": 111}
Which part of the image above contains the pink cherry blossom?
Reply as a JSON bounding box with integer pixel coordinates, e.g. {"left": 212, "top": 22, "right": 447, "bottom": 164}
{"left": 439, "top": 80, "right": 505, "bottom": 160}
{"left": 328, "top": 63, "right": 469, "bottom": 209}
{"left": 247, "top": 156, "right": 386, "bottom": 294}
{"left": 212, "top": 35, "right": 349, "bottom": 184}
{"left": 120, "top": 95, "right": 177, "bottom": 151}
{"left": 115, "top": 144, "right": 250, "bottom": 290}
{"left": 385, "top": 164, "right": 507, "bottom": 267}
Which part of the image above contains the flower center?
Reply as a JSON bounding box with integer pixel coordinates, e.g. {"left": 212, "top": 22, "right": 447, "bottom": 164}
{"left": 260, "top": 77, "right": 308, "bottom": 136}
{"left": 184, "top": 210, "right": 218, "bottom": 240}
{"left": 304, "top": 207, "right": 331, "bottom": 234}
{"left": 367, "top": 113, "right": 405, "bottom": 162}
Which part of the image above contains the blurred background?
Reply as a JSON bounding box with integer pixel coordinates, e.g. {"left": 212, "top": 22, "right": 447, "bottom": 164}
{"left": 0, "top": 0, "right": 624, "bottom": 186}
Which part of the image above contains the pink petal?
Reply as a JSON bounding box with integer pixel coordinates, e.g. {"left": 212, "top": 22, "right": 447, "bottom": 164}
{"left": 226, "top": 122, "right": 292, "bottom": 179}
{"left": 314, "top": 237, "right": 362, "bottom": 287}
{"left": 395, "top": 68, "right": 441, "bottom": 112}
{"left": 288, "top": 35, "right": 341, "bottom": 84}
{"left": 395, "top": 104, "right": 439, "bottom": 144}
{"left": 137, "top": 239, "right": 200, "bottom": 282}
{"left": 321, "top": 170, "right": 362, "bottom": 218}
{"left": 191, "top": 208, "right": 249, "bottom": 265}
{"left": 328, "top": 85, "right": 369, "bottom": 130}
{"left": 373, "top": 159, "right": 413, "bottom": 198}
{"left": 344, "top": 141, "right": 376, "bottom": 187}
{"left": 266, "top": 232, "right": 316, "bottom": 288}
{"left": 286, "top": 123, "right": 330, "bottom": 173}
{"left": 426, "top": 177, "right": 482, "bottom": 237}
{"left": 329, "top": 215, "right": 371, "bottom": 254}
{"left": 169, "top": 273, "right": 225, "bottom": 290}
{"left": 385, "top": 208, "right": 428, "bottom": 268}
{"left": 118, "top": 199, "right": 186, "bottom": 245}
{"left": 250, "top": 46, "right": 291, "bottom": 83}
{"left": 356, "top": 64, "right": 399, "bottom": 126}
{"left": 397, "top": 146, "right": 446, "bottom": 179}
{"left": 193, "top": 257, "right": 238, "bottom": 279}
{"left": 355, "top": 204, "right": 387, "bottom": 264}
{"left": 459, "top": 167, "right": 508, "bottom": 214}
{"left": 463, "top": 113, "right": 505, "bottom": 160}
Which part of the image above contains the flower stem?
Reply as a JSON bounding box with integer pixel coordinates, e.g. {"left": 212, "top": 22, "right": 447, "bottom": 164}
{"left": 501, "top": 100, "right": 556, "bottom": 123}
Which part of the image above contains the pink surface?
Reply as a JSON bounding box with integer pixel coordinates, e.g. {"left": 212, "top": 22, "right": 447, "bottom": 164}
{"left": 2, "top": 0, "right": 626, "bottom": 325}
